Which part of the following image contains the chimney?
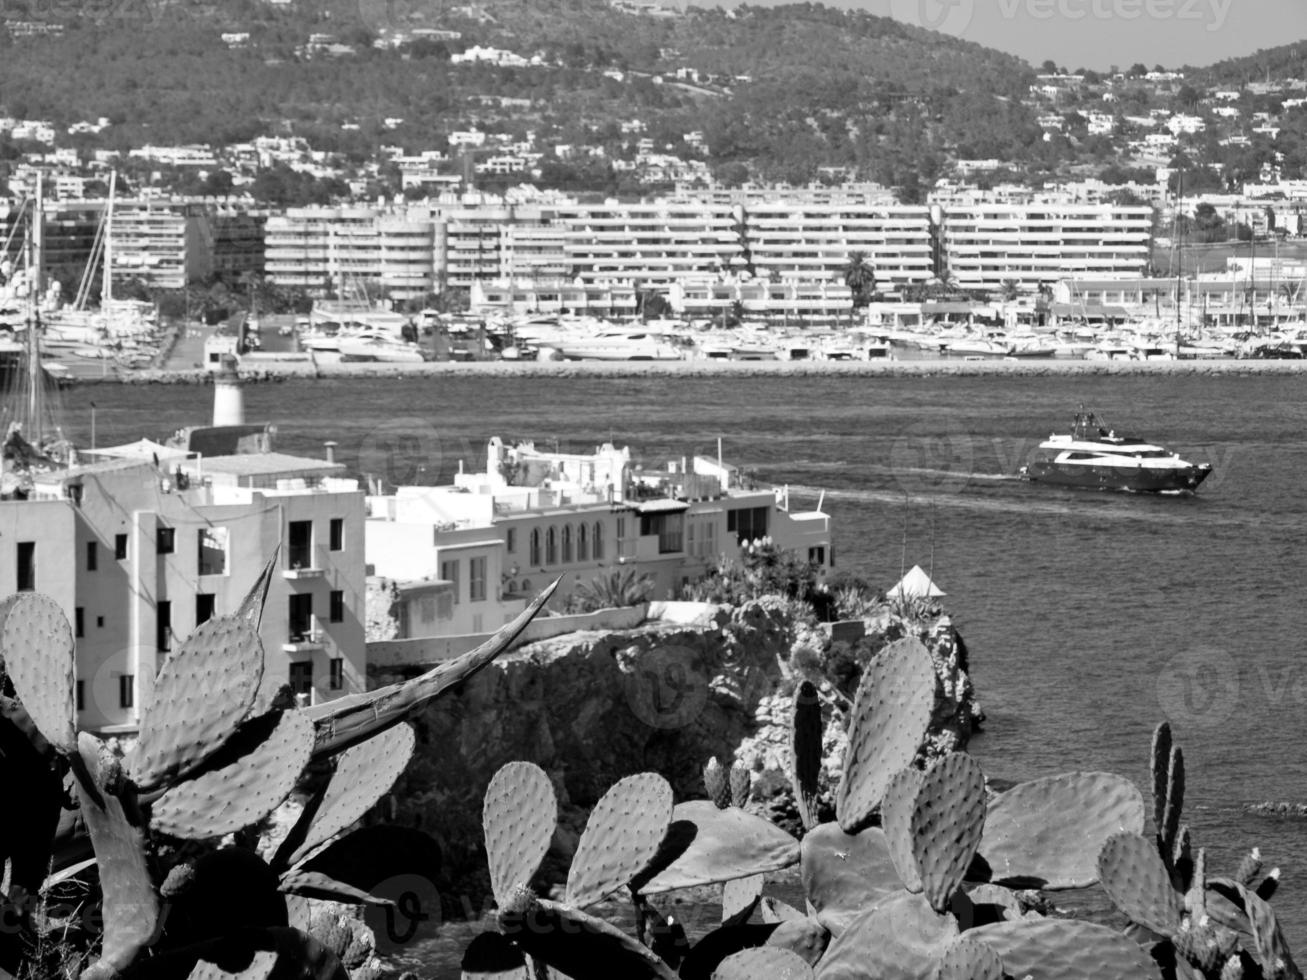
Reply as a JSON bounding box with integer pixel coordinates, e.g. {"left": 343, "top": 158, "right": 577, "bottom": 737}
{"left": 212, "top": 355, "right": 245, "bottom": 427}
{"left": 324, "top": 440, "right": 337, "bottom": 464}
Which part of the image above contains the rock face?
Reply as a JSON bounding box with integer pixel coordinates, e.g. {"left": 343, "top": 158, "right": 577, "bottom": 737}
{"left": 374, "top": 596, "right": 982, "bottom": 912}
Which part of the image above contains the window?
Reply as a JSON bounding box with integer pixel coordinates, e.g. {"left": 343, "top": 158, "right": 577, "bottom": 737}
{"left": 115, "top": 534, "right": 128, "bottom": 560}
{"left": 545, "top": 526, "right": 557, "bottom": 565}
{"left": 86, "top": 541, "right": 97, "bottom": 572}
{"left": 156, "top": 526, "right": 175, "bottom": 555}
{"left": 470, "top": 557, "right": 486, "bottom": 602}
{"left": 289, "top": 661, "right": 313, "bottom": 697}
{"left": 529, "top": 529, "right": 541, "bottom": 566}
{"left": 808, "top": 546, "right": 826, "bottom": 566}
{"left": 289, "top": 594, "right": 314, "bottom": 641}
{"left": 288, "top": 520, "right": 313, "bottom": 569}
{"left": 506, "top": 528, "right": 517, "bottom": 554}
{"left": 577, "top": 524, "right": 588, "bottom": 562}
{"left": 196, "top": 593, "right": 215, "bottom": 626}
{"left": 76, "top": 680, "right": 84, "bottom": 712}
{"left": 74, "top": 607, "right": 84, "bottom": 638}
{"left": 329, "top": 657, "right": 344, "bottom": 691}
{"left": 329, "top": 518, "right": 344, "bottom": 551}
{"left": 441, "top": 560, "right": 459, "bottom": 604}
{"left": 641, "top": 513, "right": 684, "bottom": 554}
{"left": 561, "top": 525, "right": 573, "bottom": 563}
{"left": 330, "top": 590, "right": 344, "bottom": 623}
{"left": 593, "top": 522, "right": 604, "bottom": 559}
{"left": 727, "top": 506, "right": 769, "bottom": 545}
{"left": 16, "top": 542, "right": 35, "bottom": 592}
{"left": 157, "top": 601, "right": 172, "bottom": 652}
{"left": 198, "top": 528, "right": 228, "bottom": 576}
{"left": 119, "top": 674, "right": 134, "bottom": 709}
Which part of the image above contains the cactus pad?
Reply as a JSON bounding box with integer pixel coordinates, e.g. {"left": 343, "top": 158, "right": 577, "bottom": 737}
{"left": 1161, "top": 744, "right": 1185, "bottom": 857}
{"left": 638, "top": 800, "right": 799, "bottom": 895}
{"left": 130, "top": 613, "right": 266, "bottom": 791}
{"left": 882, "top": 766, "right": 925, "bottom": 893}
{"left": 816, "top": 891, "right": 960, "bottom": 980}
{"left": 934, "top": 936, "right": 1005, "bottom": 980}
{"left": 835, "top": 637, "right": 936, "bottom": 835}
{"left": 729, "top": 764, "right": 752, "bottom": 808}
{"left": 73, "top": 732, "right": 159, "bottom": 976}
{"left": 705, "top": 757, "right": 731, "bottom": 809}
{"left": 482, "top": 761, "right": 558, "bottom": 906}
{"left": 499, "top": 896, "right": 678, "bottom": 979}
{"left": 282, "top": 722, "right": 415, "bottom": 869}
{"left": 800, "top": 824, "right": 903, "bottom": 936}
{"left": 766, "top": 917, "right": 829, "bottom": 967}
{"left": 713, "top": 946, "right": 813, "bottom": 979}
{"left": 151, "top": 710, "right": 314, "bottom": 840}
{"left": 911, "top": 753, "right": 986, "bottom": 913}
{"left": 0, "top": 593, "right": 76, "bottom": 753}
{"left": 722, "top": 874, "right": 765, "bottom": 925}
{"left": 1097, "top": 832, "right": 1183, "bottom": 935}
{"left": 566, "top": 772, "right": 673, "bottom": 909}
{"left": 967, "top": 918, "right": 1164, "bottom": 980}
{"left": 1151, "top": 723, "right": 1172, "bottom": 836}
{"left": 1236, "top": 883, "right": 1299, "bottom": 978}
{"left": 791, "top": 680, "right": 823, "bottom": 832}
{"left": 979, "top": 772, "right": 1144, "bottom": 889}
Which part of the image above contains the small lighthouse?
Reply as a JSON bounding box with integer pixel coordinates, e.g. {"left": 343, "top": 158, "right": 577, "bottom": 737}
{"left": 212, "top": 355, "right": 245, "bottom": 427}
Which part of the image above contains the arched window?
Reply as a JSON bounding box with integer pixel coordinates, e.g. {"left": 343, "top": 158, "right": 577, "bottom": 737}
{"left": 529, "top": 528, "right": 541, "bottom": 566}
{"left": 562, "top": 525, "right": 573, "bottom": 564}
{"left": 545, "top": 526, "right": 558, "bottom": 565}
{"left": 577, "top": 523, "right": 589, "bottom": 562}
{"left": 592, "top": 522, "right": 604, "bottom": 560}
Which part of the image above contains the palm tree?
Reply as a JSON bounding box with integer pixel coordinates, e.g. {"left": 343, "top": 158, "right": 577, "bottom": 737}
{"left": 572, "top": 567, "right": 654, "bottom": 613}
{"left": 842, "top": 251, "right": 878, "bottom": 325}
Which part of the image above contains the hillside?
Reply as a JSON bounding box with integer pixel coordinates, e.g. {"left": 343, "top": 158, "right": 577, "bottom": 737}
{"left": 0, "top": 0, "right": 1051, "bottom": 192}
{"left": 1187, "top": 40, "right": 1307, "bottom": 85}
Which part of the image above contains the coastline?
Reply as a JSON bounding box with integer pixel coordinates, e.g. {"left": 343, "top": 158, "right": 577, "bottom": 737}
{"left": 80, "top": 357, "right": 1307, "bottom": 385}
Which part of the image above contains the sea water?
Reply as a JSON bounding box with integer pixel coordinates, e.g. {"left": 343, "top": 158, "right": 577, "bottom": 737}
{"left": 66, "top": 370, "right": 1307, "bottom": 964}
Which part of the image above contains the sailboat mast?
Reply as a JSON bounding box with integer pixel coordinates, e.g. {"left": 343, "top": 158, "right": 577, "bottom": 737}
{"left": 102, "top": 169, "right": 116, "bottom": 307}
{"left": 27, "top": 174, "right": 45, "bottom": 446}
{"left": 1174, "top": 171, "right": 1183, "bottom": 359}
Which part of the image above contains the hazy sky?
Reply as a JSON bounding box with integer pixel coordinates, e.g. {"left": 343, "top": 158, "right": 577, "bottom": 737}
{"left": 697, "top": 0, "right": 1307, "bottom": 70}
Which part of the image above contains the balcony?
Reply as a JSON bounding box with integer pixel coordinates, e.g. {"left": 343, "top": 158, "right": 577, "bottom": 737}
{"left": 283, "top": 616, "right": 326, "bottom": 653}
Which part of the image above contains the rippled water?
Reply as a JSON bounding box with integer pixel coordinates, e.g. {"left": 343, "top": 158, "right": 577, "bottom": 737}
{"left": 64, "top": 371, "right": 1307, "bottom": 963}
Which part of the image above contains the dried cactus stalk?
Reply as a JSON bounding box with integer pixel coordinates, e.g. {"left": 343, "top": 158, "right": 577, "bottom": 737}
{"left": 279, "top": 722, "right": 416, "bottom": 870}
{"left": 910, "top": 753, "right": 986, "bottom": 913}
{"left": 881, "top": 767, "right": 925, "bottom": 894}
{"left": 835, "top": 637, "right": 936, "bottom": 835}
{"left": 790, "top": 680, "right": 822, "bottom": 832}
{"left": 0, "top": 593, "right": 76, "bottom": 753}
{"left": 151, "top": 709, "right": 314, "bottom": 840}
{"left": 1097, "top": 832, "right": 1183, "bottom": 936}
{"left": 130, "top": 613, "right": 266, "bottom": 792}
{"left": 566, "top": 772, "right": 673, "bottom": 909}
{"left": 482, "top": 761, "right": 558, "bottom": 907}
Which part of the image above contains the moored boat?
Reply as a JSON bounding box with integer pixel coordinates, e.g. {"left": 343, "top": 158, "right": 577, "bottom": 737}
{"left": 1020, "top": 408, "right": 1212, "bottom": 494}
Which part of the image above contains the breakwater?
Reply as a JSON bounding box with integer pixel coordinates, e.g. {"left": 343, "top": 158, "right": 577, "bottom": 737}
{"left": 77, "top": 357, "right": 1307, "bottom": 385}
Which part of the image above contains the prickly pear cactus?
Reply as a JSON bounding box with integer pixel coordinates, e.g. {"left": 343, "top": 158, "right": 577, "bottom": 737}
{"left": 130, "top": 612, "right": 267, "bottom": 791}
{"left": 835, "top": 637, "right": 936, "bottom": 835}
{"left": 882, "top": 767, "right": 926, "bottom": 894}
{"left": 566, "top": 772, "right": 673, "bottom": 909}
{"left": 0, "top": 593, "right": 76, "bottom": 753}
{"left": 816, "top": 890, "right": 960, "bottom": 980}
{"left": 713, "top": 945, "right": 813, "bottom": 979}
{"left": 1097, "top": 831, "right": 1183, "bottom": 936}
{"left": 791, "top": 680, "right": 823, "bottom": 832}
{"left": 722, "top": 874, "right": 765, "bottom": 926}
{"left": 482, "top": 761, "right": 558, "bottom": 907}
{"left": 638, "top": 801, "right": 800, "bottom": 894}
{"left": 966, "top": 918, "right": 1164, "bottom": 980}
{"left": 729, "top": 764, "right": 752, "bottom": 809}
{"left": 705, "top": 757, "right": 731, "bottom": 810}
{"left": 934, "top": 936, "right": 1005, "bottom": 980}
{"left": 910, "top": 753, "right": 985, "bottom": 913}
{"left": 151, "top": 709, "right": 315, "bottom": 840}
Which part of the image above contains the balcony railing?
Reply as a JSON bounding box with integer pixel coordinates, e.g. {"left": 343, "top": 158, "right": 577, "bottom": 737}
{"left": 283, "top": 616, "right": 326, "bottom": 653}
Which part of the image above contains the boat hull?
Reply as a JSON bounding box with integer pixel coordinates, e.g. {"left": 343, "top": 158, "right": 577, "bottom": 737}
{"left": 1022, "top": 461, "right": 1212, "bottom": 493}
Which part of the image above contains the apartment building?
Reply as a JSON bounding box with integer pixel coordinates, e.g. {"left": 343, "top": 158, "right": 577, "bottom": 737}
{"left": 940, "top": 204, "right": 1154, "bottom": 293}
{"left": 5, "top": 452, "right": 366, "bottom": 732}
{"left": 109, "top": 201, "right": 214, "bottom": 290}
{"left": 365, "top": 438, "right": 831, "bottom": 639}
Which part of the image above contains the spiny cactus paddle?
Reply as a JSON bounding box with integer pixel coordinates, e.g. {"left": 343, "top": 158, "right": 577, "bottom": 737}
{"left": 0, "top": 593, "right": 76, "bottom": 753}
{"left": 637, "top": 800, "right": 800, "bottom": 895}
{"left": 566, "top": 772, "right": 673, "bottom": 909}
{"left": 1161, "top": 743, "right": 1185, "bottom": 864}
{"left": 791, "top": 680, "right": 823, "bottom": 832}
{"left": 729, "top": 764, "right": 751, "bottom": 808}
{"left": 800, "top": 824, "right": 903, "bottom": 936}
{"left": 151, "top": 708, "right": 315, "bottom": 840}
{"left": 978, "top": 771, "right": 1144, "bottom": 889}
{"left": 129, "top": 611, "right": 266, "bottom": 792}
{"left": 277, "top": 721, "right": 416, "bottom": 870}
{"left": 482, "top": 761, "right": 558, "bottom": 907}
{"left": 1097, "top": 831, "right": 1183, "bottom": 936}
{"left": 882, "top": 766, "right": 926, "bottom": 894}
{"left": 816, "top": 890, "right": 960, "bottom": 980}
{"left": 966, "top": 917, "right": 1165, "bottom": 980}
{"left": 1236, "top": 883, "right": 1301, "bottom": 980}
{"left": 835, "top": 636, "right": 936, "bottom": 835}
{"left": 73, "top": 733, "right": 159, "bottom": 980}
{"left": 934, "top": 936, "right": 1006, "bottom": 980}
{"left": 1152, "top": 721, "right": 1173, "bottom": 840}
{"left": 713, "top": 945, "right": 813, "bottom": 979}
{"left": 722, "top": 874, "right": 765, "bottom": 926}
{"left": 765, "top": 917, "right": 829, "bottom": 967}
{"left": 704, "top": 757, "right": 731, "bottom": 809}
{"left": 910, "top": 753, "right": 986, "bottom": 913}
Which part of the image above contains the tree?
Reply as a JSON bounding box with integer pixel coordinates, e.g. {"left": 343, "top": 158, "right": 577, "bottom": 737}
{"left": 842, "top": 251, "right": 877, "bottom": 324}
